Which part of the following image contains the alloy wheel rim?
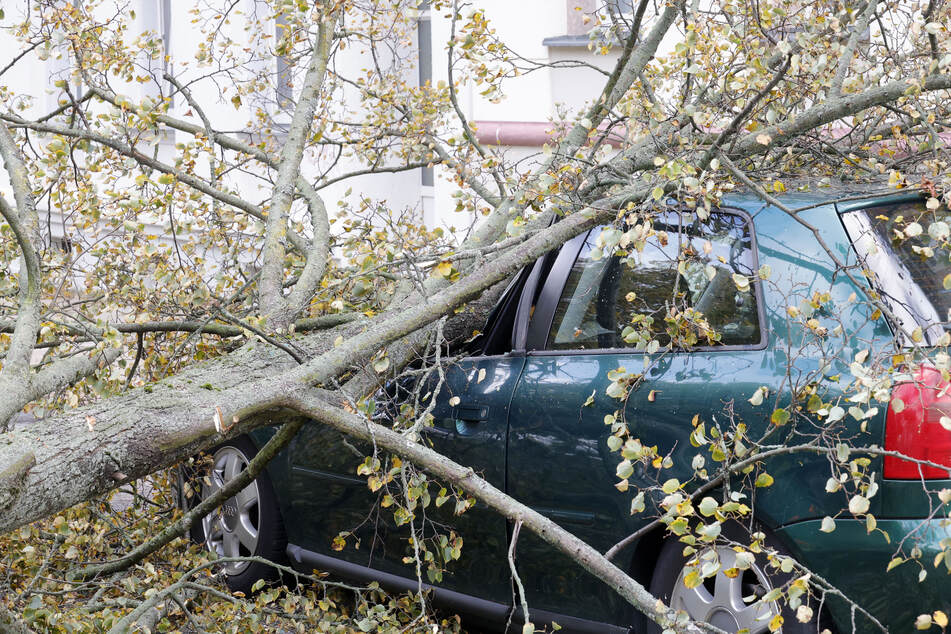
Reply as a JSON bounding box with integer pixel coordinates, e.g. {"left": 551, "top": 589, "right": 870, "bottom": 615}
{"left": 669, "top": 545, "right": 780, "bottom": 634}
{"left": 200, "top": 446, "right": 261, "bottom": 575}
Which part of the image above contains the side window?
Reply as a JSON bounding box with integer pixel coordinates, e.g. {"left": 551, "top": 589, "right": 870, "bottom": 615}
{"left": 547, "top": 211, "right": 761, "bottom": 350}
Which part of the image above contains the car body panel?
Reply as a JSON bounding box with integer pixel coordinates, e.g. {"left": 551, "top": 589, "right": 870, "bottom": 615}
{"left": 777, "top": 518, "right": 951, "bottom": 631}
{"left": 285, "top": 420, "right": 379, "bottom": 568}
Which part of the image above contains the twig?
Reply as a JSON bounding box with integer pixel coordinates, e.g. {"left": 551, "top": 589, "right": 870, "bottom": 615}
{"left": 124, "top": 332, "right": 144, "bottom": 391}
{"left": 506, "top": 520, "right": 531, "bottom": 633}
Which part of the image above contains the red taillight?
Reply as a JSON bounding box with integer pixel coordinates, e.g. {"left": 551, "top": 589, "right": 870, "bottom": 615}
{"left": 884, "top": 366, "right": 951, "bottom": 479}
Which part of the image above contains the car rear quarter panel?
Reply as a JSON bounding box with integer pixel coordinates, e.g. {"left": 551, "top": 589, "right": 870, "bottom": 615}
{"left": 735, "top": 199, "right": 893, "bottom": 527}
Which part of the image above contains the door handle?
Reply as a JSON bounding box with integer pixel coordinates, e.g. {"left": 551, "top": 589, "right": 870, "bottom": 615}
{"left": 422, "top": 405, "right": 490, "bottom": 439}
{"left": 452, "top": 405, "right": 489, "bottom": 422}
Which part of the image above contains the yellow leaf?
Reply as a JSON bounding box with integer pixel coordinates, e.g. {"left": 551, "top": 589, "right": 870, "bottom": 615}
{"left": 934, "top": 611, "right": 948, "bottom": 628}
{"left": 431, "top": 260, "right": 453, "bottom": 278}
{"left": 683, "top": 570, "right": 702, "bottom": 588}
{"left": 769, "top": 614, "right": 784, "bottom": 631}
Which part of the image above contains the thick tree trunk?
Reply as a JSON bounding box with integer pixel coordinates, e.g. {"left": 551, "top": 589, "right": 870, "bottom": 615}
{"left": 0, "top": 334, "right": 307, "bottom": 534}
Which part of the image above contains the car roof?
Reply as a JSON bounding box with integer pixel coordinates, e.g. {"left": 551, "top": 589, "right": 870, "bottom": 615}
{"left": 722, "top": 187, "right": 925, "bottom": 216}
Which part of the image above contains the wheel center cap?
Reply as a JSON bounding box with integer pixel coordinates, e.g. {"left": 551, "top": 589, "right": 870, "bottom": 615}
{"left": 221, "top": 497, "right": 239, "bottom": 531}
{"left": 708, "top": 608, "right": 740, "bottom": 632}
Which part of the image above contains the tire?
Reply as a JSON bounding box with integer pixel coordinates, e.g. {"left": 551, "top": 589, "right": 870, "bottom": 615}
{"left": 645, "top": 522, "right": 820, "bottom": 634}
{"left": 187, "top": 436, "right": 288, "bottom": 595}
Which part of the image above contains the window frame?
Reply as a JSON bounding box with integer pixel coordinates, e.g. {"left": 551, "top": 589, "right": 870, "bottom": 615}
{"left": 523, "top": 206, "right": 768, "bottom": 355}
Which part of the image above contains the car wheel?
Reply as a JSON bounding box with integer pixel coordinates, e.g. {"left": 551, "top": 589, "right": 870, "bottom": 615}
{"left": 188, "top": 436, "right": 287, "bottom": 595}
{"left": 646, "top": 523, "right": 817, "bottom": 634}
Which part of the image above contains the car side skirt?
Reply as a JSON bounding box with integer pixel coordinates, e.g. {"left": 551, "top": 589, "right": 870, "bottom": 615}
{"left": 285, "top": 543, "right": 630, "bottom": 634}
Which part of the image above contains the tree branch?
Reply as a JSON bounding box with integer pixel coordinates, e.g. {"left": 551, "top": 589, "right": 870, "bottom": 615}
{"left": 829, "top": 0, "right": 879, "bottom": 99}
{"left": 277, "top": 393, "right": 720, "bottom": 633}
{"left": 260, "top": 9, "right": 337, "bottom": 327}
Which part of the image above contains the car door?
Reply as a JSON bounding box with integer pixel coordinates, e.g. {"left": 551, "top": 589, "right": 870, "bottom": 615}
{"left": 506, "top": 210, "right": 771, "bottom": 627}
{"left": 366, "top": 352, "right": 523, "bottom": 605}
{"left": 285, "top": 363, "right": 519, "bottom": 604}
{"left": 286, "top": 273, "right": 532, "bottom": 608}
{"left": 285, "top": 420, "right": 380, "bottom": 569}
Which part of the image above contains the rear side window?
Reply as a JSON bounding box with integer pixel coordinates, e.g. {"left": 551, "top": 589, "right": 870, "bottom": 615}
{"left": 842, "top": 200, "right": 951, "bottom": 345}
{"left": 547, "top": 211, "right": 761, "bottom": 350}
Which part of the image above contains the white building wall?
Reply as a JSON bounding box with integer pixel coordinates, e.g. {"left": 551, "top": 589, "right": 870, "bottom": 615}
{"left": 0, "top": 1, "right": 632, "bottom": 240}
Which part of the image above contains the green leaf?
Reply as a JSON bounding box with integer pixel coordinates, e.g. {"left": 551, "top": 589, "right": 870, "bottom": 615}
{"left": 616, "top": 460, "right": 634, "bottom": 479}
{"left": 698, "top": 497, "right": 718, "bottom": 516}
{"left": 755, "top": 472, "right": 774, "bottom": 487}
{"left": 732, "top": 273, "right": 750, "bottom": 292}
{"left": 606, "top": 381, "right": 627, "bottom": 399}
{"left": 661, "top": 478, "right": 680, "bottom": 494}
{"left": 631, "top": 491, "right": 646, "bottom": 514}
{"left": 836, "top": 443, "right": 850, "bottom": 462}
{"left": 827, "top": 406, "right": 845, "bottom": 423}
{"left": 761, "top": 588, "right": 782, "bottom": 603}
{"left": 849, "top": 494, "right": 870, "bottom": 515}
{"left": 583, "top": 390, "right": 596, "bottom": 407}
{"left": 771, "top": 408, "right": 790, "bottom": 425}
{"left": 669, "top": 516, "right": 689, "bottom": 535}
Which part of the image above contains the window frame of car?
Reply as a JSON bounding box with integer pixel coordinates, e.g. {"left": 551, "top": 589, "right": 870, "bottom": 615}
{"left": 519, "top": 205, "right": 769, "bottom": 356}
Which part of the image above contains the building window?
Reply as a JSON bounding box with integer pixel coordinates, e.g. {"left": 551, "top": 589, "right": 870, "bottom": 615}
{"left": 158, "top": 0, "right": 173, "bottom": 104}
{"left": 606, "top": 0, "right": 634, "bottom": 12}
{"left": 417, "top": 1, "right": 434, "bottom": 187}
{"left": 132, "top": 0, "right": 173, "bottom": 103}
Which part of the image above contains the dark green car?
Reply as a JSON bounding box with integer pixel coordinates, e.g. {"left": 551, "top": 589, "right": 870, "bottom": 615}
{"left": 191, "top": 192, "right": 951, "bottom": 633}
